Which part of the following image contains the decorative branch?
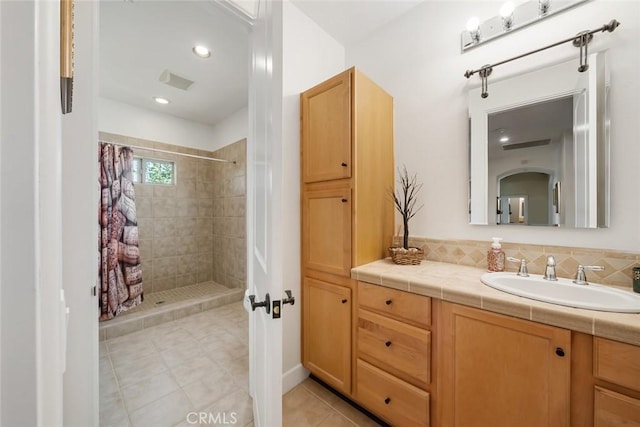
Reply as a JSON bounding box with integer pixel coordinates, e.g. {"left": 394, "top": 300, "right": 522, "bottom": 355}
{"left": 390, "top": 166, "right": 423, "bottom": 249}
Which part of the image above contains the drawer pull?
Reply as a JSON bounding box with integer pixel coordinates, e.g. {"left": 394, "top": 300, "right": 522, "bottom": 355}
{"left": 341, "top": 299, "right": 348, "bottom": 304}
{"left": 384, "top": 397, "right": 391, "bottom": 405}
{"left": 385, "top": 341, "right": 392, "bottom": 347}
{"left": 555, "top": 347, "right": 565, "bottom": 357}
{"left": 341, "top": 162, "right": 348, "bottom": 167}
{"left": 385, "top": 299, "right": 392, "bottom": 305}
{"left": 341, "top": 198, "right": 348, "bottom": 203}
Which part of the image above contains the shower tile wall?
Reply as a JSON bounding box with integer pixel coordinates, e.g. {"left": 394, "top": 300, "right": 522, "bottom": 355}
{"left": 99, "top": 132, "right": 247, "bottom": 292}
{"left": 212, "top": 140, "right": 246, "bottom": 289}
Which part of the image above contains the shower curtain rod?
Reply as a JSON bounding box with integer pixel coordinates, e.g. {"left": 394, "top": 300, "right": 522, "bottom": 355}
{"left": 101, "top": 141, "right": 236, "bottom": 164}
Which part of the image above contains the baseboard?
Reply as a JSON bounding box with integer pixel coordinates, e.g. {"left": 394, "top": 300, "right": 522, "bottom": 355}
{"left": 282, "top": 363, "right": 309, "bottom": 394}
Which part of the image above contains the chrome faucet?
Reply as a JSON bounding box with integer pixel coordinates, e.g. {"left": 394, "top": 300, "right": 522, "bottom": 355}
{"left": 507, "top": 257, "right": 529, "bottom": 277}
{"left": 573, "top": 265, "right": 605, "bottom": 285}
{"left": 543, "top": 256, "right": 557, "bottom": 281}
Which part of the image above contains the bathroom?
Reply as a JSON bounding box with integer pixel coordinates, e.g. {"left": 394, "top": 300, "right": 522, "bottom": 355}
{"left": 1, "top": 0, "right": 639, "bottom": 426}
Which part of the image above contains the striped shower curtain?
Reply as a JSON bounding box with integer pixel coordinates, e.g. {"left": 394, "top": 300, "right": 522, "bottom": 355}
{"left": 99, "top": 143, "right": 143, "bottom": 320}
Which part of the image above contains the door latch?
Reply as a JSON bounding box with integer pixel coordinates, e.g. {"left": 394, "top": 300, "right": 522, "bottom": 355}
{"left": 283, "top": 290, "right": 295, "bottom": 306}
{"left": 272, "top": 299, "right": 281, "bottom": 319}
{"left": 249, "top": 293, "right": 271, "bottom": 314}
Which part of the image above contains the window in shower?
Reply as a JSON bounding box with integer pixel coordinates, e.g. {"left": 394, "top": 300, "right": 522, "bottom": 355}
{"left": 132, "top": 157, "right": 175, "bottom": 185}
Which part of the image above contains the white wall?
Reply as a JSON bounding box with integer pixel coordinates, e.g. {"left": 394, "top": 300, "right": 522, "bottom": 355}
{"left": 1, "top": 2, "right": 66, "bottom": 425}
{"left": 347, "top": 0, "right": 640, "bottom": 251}
{"left": 211, "top": 106, "right": 248, "bottom": 151}
{"left": 62, "top": 2, "right": 99, "bottom": 426}
{"left": 281, "top": 0, "right": 345, "bottom": 389}
{"left": 99, "top": 97, "right": 217, "bottom": 151}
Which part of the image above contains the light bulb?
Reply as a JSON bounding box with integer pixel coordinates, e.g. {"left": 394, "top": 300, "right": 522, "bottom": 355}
{"left": 500, "top": 2, "right": 515, "bottom": 18}
{"left": 466, "top": 16, "right": 480, "bottom": 32}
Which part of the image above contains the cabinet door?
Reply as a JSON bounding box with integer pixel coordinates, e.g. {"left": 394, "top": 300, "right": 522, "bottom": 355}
{"left": 302, "top": 184, "right": 352, "bottom": 276}
{"left": 301, "top": 69, "right": 351, "bottom": 183}
{"left": 303, "top": 277, "right": 351, "bottom": 393}
{"left": 439, "top": 302, "right": 571, "bottom": 427}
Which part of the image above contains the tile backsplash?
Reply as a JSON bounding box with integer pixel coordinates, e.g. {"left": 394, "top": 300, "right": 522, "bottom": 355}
{"left": 396, "top": 237, "right": 639, "bottom": 290}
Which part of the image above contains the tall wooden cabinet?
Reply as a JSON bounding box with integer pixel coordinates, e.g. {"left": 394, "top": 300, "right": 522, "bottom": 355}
{"left": 301, "top": 68, "right": 394, "bottom": 395}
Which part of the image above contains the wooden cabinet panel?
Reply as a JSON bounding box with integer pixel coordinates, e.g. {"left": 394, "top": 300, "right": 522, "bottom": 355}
{"left": 440, "top": 302, "right": 571, "bottom": 427}
{"left": 357, "top": 359, "right": 429, "bottom": 427}
{"left": 594, "top": 337, "right": 640, "bottom": 392}
{"left": 357, "top": 309, "right": 430, "bottom": 389}
{"left": 302, "top": 184, "right": 352, "bottom": 277}
{"left": 303, "top": 277, "right": 351, "bottom": 394}
{"left": 301, "top": 69, "right": 351, "bottom": 183}
{"left": 358, "top": 281, "right": 431, "bottom": 328}
{"left": 594, "top": 386, "right": 640, "bottom": 426}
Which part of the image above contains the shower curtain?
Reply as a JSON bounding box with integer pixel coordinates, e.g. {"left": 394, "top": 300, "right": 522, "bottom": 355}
{"left": 99, "top": 143, "right": 143, "bottom": 320}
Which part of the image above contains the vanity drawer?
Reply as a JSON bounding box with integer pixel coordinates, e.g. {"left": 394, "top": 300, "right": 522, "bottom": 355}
{"left": 358, "top": 281, "right": 431, "bottom": 328}
{"left": 594, "top": 386, "right": 640, "bottom": 426}
{"left": 594, "top": 337, "right": 640, "bottom": 392}
{"left": 357, "top": 359, "right": 429, "bottom": 427}
{"left": 357, "top": 308, "right": 430, "bottom": 389}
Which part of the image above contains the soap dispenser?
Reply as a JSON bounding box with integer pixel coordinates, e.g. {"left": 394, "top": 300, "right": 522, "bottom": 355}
{"left": 487, "top": 237, "right": 505, "bottom": 272}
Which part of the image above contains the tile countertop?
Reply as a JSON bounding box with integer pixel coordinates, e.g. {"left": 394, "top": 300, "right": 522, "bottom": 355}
{"left": 351, "top": 259, "right": 640, "bottom": 347}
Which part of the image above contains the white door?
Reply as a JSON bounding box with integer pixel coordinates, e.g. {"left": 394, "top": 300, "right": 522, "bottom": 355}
{"left": 247, "top": 1, "right": 284, "bottom": 426}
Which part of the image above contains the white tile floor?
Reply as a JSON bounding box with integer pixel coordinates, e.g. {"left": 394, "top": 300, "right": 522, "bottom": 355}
{"left": 100, "top": 302, "right": 251, "bottom": 427}
{"left": 100, "top": 301, "right": 381, "bottom": 427}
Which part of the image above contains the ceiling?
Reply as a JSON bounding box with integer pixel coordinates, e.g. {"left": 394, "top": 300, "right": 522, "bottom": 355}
{"left": 99, "top": 0, "right": 423, "bottom": 126}
{"left": 488, "top": 96, "right": 573, "bottom": 158}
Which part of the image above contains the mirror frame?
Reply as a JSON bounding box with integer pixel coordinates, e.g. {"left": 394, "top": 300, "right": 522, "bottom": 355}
{"left": 468, "top": 51, "right": 608, "bottom": 228}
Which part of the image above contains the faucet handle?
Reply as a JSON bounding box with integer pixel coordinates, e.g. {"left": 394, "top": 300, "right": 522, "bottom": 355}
{"left": 507, "top": 257, "right": 529, "bottom": 277}
{"left": 573, "top": 265, "right": 605, "bottom": 285}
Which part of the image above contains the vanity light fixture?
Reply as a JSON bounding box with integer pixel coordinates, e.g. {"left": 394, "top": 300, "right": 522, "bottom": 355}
{"left": 461, "top": 0, "right": 588, "bottom": 51}
{"left": 192, "top": 44, "right": 211, "bottom": 58}
{"left": 464, "top": 19, "right": 620, "bottom": 98}
{"left": 500, "top": 2, "right": 515, "bottom": 31}
{"left": 154, "top": 97, "right": 170, "bottom": 105}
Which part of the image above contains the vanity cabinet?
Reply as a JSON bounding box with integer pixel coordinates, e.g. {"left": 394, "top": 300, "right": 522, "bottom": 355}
{"left": 439, "top": 302, "right": 571, "bottom": 427}
{"left": 356, "top": 282, "right": 432, "bottom": 426}
{"left": 593, "top": 337, "right": 640, "bottom": 426}
{"left": 300, "top": 68, "right": 394, "bottom": 396}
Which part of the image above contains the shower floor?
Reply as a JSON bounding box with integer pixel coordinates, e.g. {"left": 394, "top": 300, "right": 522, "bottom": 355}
{"left": 100, "top": 281, "right": 244, "bottom": 341}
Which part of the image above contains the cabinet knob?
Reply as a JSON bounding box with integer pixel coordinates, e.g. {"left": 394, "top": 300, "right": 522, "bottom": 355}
{"left": 384, "top": 397, "right": 391, "bottom": 405}
{"left": 385, "top": 341, "right": 392, "bottom": 347}
{"left": 341, "top": 198, "right": 348, "bottom": 203}
{"left": 341, "top": 162, "right": 348, "bottom": 167}
{"left": 341, "top": 299, "right": 348, "bottom": 304}
{"left": 555, "top": 347, "right": 565, "bottom": 357}
{"left": 385, "top": 299, "right": 392, "bottom": 305}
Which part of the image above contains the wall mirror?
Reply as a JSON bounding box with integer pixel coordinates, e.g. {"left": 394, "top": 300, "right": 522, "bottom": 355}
{"left": 468, "top": 52, "right": 609, "bottom": 228}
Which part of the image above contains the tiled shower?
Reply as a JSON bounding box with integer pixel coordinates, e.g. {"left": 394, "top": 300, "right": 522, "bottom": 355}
{"left": 99, "top": 132, "right": 246, "bottom": 339}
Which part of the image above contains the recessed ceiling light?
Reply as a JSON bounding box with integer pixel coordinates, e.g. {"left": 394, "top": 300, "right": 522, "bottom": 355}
{"left": 500, "top": 136, "right": 509, "bottom": 142}
{"left": 154, "top": 97, "right": 170, "bottom": 105}
{"left": 192, "top": 45, "right": 211, "bottom": 58}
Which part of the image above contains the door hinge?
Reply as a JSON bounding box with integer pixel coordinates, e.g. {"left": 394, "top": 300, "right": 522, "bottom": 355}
{"left": 92, "top": 286, "right": 97, "bottom": 297}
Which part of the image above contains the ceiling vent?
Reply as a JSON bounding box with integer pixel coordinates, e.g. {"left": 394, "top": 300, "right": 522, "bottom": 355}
{"left": 502, "top": 139, "right": 550, "bottom": 150}
{"left": 159, "top": 70, "right": 194, "bottom": 91}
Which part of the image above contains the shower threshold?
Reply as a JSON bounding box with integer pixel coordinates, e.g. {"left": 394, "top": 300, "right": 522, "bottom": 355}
{"left": 99, "top": 281, "right": 244, "bottom": 340}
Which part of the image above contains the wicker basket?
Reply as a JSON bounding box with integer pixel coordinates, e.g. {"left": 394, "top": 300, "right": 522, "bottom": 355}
{"left": 388, "top": 247, "right": 424, "bottom": 265}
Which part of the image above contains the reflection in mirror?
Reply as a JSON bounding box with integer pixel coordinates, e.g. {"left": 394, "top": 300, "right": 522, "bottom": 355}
{"left": 490, "top": 97, "right": 572, "bottom": 226}
{"left": 468, "top": 52, "right": 609, "bottom": 228}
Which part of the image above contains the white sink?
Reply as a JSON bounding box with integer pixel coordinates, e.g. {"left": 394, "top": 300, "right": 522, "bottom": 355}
{"left": 481, "top": 272, "right": 640, "bottom": 313}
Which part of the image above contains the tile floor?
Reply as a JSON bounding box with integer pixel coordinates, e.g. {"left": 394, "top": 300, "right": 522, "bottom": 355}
{"left": 100, "top": 301, "right": 382, "bottom": 427}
